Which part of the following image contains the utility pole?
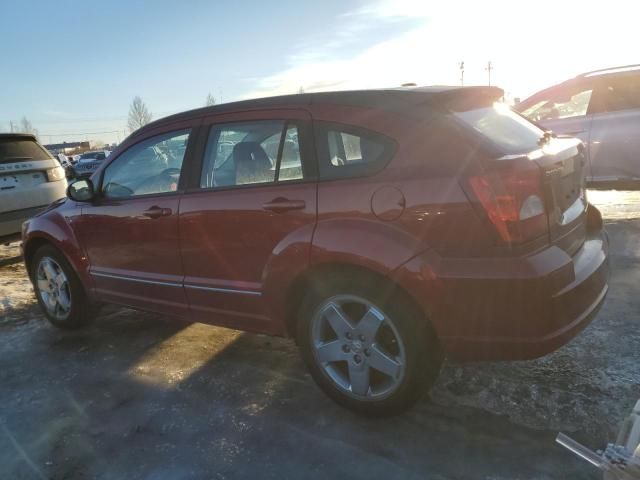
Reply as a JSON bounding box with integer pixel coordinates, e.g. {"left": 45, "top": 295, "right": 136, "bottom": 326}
{"left": 459, "top": 61, "right": 465, "bottom": 86}
{"left": 485, "top": 61, "right": 493, "bottom": 86}
{"left": 9, "top": 120, "right": 16, "bottom": 133}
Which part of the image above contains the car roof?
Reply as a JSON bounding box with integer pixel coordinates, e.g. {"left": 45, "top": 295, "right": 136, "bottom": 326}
{"left": 578, "top": 64, "right": 640, "bottom": 78}
{"left": 131, "top": 86, "right": 504, "bottom": 139}
{"left": 519, "top": 64, "right": 640, "bottom": 108}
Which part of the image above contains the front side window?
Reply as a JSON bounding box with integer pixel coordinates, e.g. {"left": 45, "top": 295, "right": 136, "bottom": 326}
{"left": 102, "top": 130, "right": 190, "bottom": 198}
{"left": 520, "top": 85, "right": 593, "bottom": 122}
{"left": 200, "top": 120, "right": 303, "bottom": 188}
{"left": 316, "top": 123, "right": 395, "bottom": 179}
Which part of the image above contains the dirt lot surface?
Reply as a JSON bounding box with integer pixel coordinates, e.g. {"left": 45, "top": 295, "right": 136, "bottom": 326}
{"left": 1, "top": 191, "right": 639, "bottom": 480}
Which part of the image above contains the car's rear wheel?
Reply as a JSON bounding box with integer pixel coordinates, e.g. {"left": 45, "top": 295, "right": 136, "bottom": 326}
{"left": 30, "top": 245, "right": 95, "bottom": 329}
{"left": 297, "top": 271, "right": 442, "bottom": 416}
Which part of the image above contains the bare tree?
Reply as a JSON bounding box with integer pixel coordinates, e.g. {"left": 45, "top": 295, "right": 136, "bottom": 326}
{"left": 205, "top": 93, "right": 216, "bottom": 106}
{"left": 16, "top": 117, "right": 38, "bottom": 138}
{"left": 127, "top": 96, "right": 152, "bottom": 132}
{"left": 297, "top": 86, "right": 305, "bottom": 94}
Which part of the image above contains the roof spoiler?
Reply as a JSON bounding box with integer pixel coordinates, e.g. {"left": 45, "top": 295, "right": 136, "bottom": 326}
{"left": 431, "top": 86, "right": 505, "bottom": 112}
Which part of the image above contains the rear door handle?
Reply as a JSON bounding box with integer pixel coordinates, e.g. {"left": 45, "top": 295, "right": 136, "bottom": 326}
{"left": 143, "top": 206, "right": 172, "bottom": 219}
{"left": 262, "top": 198, "right": 306, "bottom": 213}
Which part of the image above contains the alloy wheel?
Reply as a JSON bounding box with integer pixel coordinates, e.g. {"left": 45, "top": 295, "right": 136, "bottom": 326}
{"left": 310, "top": 294, "right": 406, "bottom": 400}
{"left": 36, "top": 257, "right": 72, "bottom": 320}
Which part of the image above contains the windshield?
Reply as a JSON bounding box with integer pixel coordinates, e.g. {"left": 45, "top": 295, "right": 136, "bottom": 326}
{"left": 454, "top": 102, "right": 544, "bottom": 154}
{"left": 79, "top": 152, "right": 106, "bottom": 161}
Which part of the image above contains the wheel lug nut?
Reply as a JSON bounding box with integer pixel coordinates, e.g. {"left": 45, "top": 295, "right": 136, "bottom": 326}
{"left": 358, "top": 334, "right": 365, "bottom": 342}
{"left": 354, "top": 354, "right": 362, "bottom": 363}
{"left": 364, "top": 348, "right": 370, "bottom": 356}
{"left": 342, "top": 345, "right": 350, "bottom": 353}
{"left": 345, "top": 332, "right": 352, "bottom": 340}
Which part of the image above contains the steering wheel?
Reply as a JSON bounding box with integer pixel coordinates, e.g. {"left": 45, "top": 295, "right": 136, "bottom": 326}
{"left": 159, "top": 167, "right": 181, "bottom": 177}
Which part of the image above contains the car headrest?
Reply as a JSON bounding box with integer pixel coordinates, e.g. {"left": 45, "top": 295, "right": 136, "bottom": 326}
{"left": 233, "top": 142, "right": 272, "bottom": 184}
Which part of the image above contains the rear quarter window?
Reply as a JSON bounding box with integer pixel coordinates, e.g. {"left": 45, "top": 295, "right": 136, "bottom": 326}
{"left": 315, "top": 122, "right": 396, "bottom": 180}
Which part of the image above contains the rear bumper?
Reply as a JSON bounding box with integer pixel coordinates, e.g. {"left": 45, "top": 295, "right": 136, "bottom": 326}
{"left": 443, "top": 230, "right": 609, "bottom": 361}
{"left": 394, "top": 222, "right": 610, "bottom": 362}
{"left": 0, "top": 204, "right": 51, "bottom": 241}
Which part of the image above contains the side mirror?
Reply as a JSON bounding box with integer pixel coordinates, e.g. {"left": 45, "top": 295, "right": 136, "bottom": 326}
{"left": 67, "top": 178, "right": 96, "bottom": 202}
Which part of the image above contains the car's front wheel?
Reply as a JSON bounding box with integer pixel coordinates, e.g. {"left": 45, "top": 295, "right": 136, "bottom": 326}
{"left": 30, "top": 244, "right": 95, "bottom": 329}
{"left": 297, "top": 271, "right": 442, "bottom": 416}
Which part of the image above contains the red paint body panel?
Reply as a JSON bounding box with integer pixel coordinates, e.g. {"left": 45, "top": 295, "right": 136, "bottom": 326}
{"left": 178, "top": 108, "right": 317, "bottom": 333}
{"left": 22, "top": 90, "right": 611, "bottom": 363}
{"left": 389, "top": 228, "right": 609, "bottom": 360}
{"left": 179, "top": 182, "right": 316, "bottom": 333}
{"left": 74, "top": 195, "right": 187, "bottom": 316}
{"left": 21, "top": 200, "right": 91, "bottom": 286}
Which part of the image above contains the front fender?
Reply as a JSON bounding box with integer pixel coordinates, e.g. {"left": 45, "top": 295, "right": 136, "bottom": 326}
{"left": 22, "top": 201, "right": 92, "bottom": 291}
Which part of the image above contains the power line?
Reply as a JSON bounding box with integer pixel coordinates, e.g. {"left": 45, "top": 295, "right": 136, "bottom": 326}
{"left": 38, "top": 129, "right": 124, "bottom": 137}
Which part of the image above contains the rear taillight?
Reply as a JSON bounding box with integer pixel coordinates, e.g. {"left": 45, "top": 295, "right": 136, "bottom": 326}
{"left": 469, "top": 166, "right": 548, "bottom": 244}
{"left": 45, "top": 166, "right": 65, "bottom": 182}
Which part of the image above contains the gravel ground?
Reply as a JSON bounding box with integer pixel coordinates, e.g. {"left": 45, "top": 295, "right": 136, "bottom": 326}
{"left": 0, "top": 191, "right": 638, "bottom": 480}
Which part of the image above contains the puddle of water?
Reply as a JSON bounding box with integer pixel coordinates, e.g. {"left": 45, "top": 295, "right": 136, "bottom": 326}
{"left": 588, "top": 190, "right": 640, "bottom": 219}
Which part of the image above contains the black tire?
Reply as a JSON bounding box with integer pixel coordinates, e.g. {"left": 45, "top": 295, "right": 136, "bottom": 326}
{"left": 296, "top": 270, "right": 443, "bottom": 416}
{"left": 30, "top": 244, "right": 96, "bottom": 329}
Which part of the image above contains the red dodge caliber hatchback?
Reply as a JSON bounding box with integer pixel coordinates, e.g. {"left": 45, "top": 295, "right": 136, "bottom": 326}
{"left": 22, "top": 87, "right": 609, "bottom": 415}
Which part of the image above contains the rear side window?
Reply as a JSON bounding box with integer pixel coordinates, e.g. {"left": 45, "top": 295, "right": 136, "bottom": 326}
{"left": 315, "top": 123, "right": 395, "bottom": 179}
{"left": 590, "top": 75, "right": 640, "bottom": 114}
{"left": 454, "top": 102, "right": 544, "bottom": 155}
{"left": 0, "top": 138, "right": 51, "bottom": 164}
{"left": 200, "top": 120, "right": 304, "bottom": 189}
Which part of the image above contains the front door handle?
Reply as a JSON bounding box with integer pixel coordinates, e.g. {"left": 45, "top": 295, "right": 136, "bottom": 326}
{"left": 262, "top": 198, "right": 306, "bottom": 213}
{"left": 143, "top": 206, "right": 172, "bottom": 219}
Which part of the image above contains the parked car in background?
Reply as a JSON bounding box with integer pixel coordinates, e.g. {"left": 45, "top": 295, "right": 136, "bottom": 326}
{"left": 52, "top": 153, "right": 75, "bottom": 179}
{"left": 72, "top": 150, "right": 110, "bottom": 178}
{"left": 22, "top": 87, "right": 609, "bottom": 415}
{"left": 516, "top": 65, "right": 640, "bottom": 187}
{"left": 0, "top": 133, "right": 67, "bottom": 243}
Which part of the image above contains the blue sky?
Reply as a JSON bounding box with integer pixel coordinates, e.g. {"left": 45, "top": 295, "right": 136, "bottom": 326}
{"left": 1, "top": 0, "right": 638, "bottom": 145}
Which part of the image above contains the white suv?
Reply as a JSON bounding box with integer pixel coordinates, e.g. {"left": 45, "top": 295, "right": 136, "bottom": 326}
{"left": 0, "top": 134, "right": 68, "bottom": 243}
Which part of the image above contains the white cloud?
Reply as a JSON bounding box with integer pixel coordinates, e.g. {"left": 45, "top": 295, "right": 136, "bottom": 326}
{"left": 245, "top": 0, "right": 640, "bottom": 100}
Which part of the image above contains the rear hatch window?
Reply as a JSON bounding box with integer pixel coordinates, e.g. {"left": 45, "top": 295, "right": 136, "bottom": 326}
{"left": 454, "top": 102, "right": 543, "bottom": 154}
{"left": 452, "top": 102, "right": 588, "bottom": 255}
{"left": 0, "top": 137, "right": 57, "bottom": 196}
{"left": 0, "top": 137, "right": 52, "bottom": 164}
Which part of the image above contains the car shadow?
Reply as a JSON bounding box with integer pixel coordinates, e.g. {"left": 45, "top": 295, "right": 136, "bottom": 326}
{"left": 0, "top": 301, "right": 595, "bottom": 479}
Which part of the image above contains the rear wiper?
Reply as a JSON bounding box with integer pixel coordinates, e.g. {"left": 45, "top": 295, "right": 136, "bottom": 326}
{"left": 537, "top": 130, "right": 555, "bottom": 146}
